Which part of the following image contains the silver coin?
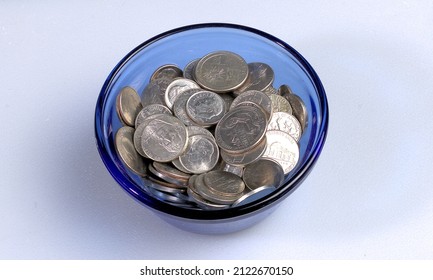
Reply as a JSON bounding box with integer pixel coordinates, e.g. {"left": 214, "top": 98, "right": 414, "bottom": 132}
{"left": 220, "top": 135, "right": 267, "bottom": 166}
{"left": 186, "top": 91, "right": 226, "bottom": 126}
{"left": 141, "top": 114, "right": 188, "bottom": 162}
{"left": 172, "top": 88, "right": 202, "bottom": 126}
{"left": 231, "top": 187, "right": 275, "bottom": 207}
{"left": 147, "top": 163, "right": 188, "bottom": 187}
{"left": 215, "top": 103, "right": 267, "bottom": 153}
{"left": 194, "top": 173, "right": 243, "bottom": 205}
{"left": 146, "top": 186, "right": 189, "bottom": 204}
{"left": 230, "top": 90, "right": 273, "bottom": 119}
{"left": 171, "top": 158, "right": 192, "bottom": 174}
{"left": 133, "top": 113, "right": 168, "bottom": 158}
{"left": 144, "top": 175, "right": 187, "bottom": 194}
{"left": 114, "top": 126, "right": 147, "bottom": 176}
{"left": 262, "top": 86, "right": 278, "bottom": 95}
{"left": 219, "top": 93, "right": 234, "bottom": 112}
{"left": 150, "top": 64, "right": 183, "bottom": 82}
{"left": 268, "top": 93, "right": 293, "bottom": 114}
{"left": 141, "top": 78, "right": 172, "bottom": 107}
{"left": 262, "top": 130, "right": 300, "bottom": 174}
{"left": 183, "top": 58, "right": 199, "bottom": 80}
{"left": 187, "top": 125, "right": 214, "bottom": 139}
{"left": 279, "top": 85, "right": 308, "bottom": 133}
{"left": 153, "top": 161, "right": 190, "bottom": 182}
{"left": 233, "top": 62, "right": 274, "bottom": 94}
{"left": 116, "top": 86, "right": 142, "bottom": 127}
{"left": 164, "top": 78, "right": 200, "bottom": 109}
{"left": 204, "top": 171, "right": 245, "bottom": 198}
{"left": 267, "top": 112, "right": 302, "bottom": 142}
{"left": 178, "top": 134, "right": 219, "bottom": 174}
{"left": 243, "top": 158, "right": 284, "bottom": 190}
{"left": 194, "top": 51, "right": 248, "bottom": 93}
{"left": 135, "top": 104, "right": 172, "bottom": 127}
{"left": 188, "top": 175, "right": 230, "bottom": 209}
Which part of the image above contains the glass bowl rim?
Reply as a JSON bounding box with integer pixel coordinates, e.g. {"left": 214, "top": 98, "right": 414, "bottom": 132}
{"left": 94, "top": 22, "right": 329, "bottom": 220}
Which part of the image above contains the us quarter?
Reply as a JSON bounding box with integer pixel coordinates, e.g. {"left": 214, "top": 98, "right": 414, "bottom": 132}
{"left": 220, "top": 135, "right": 267, "bottom": 166}
{"left": 141, "top": 78, "right": 172, "bottom": 107}
{"left": 172, "top": 88, "right": 202, "bottom": 126}
{"left": 233, "top": 62, "right": 274, "bottom": 94}
{"left": 183, "top": 58, "right": 199, "bottom": 80}
{"left": 194, "top": 51, "right": 248, "bottom": 93}
{"left": 243, "top": 158, "right": 284, "bottom": 190}
{"left": 229, "top": 90, "right": 273, "bottom": 119}
{"left": 150, "top": 64, "right": 183, "bottom": 82}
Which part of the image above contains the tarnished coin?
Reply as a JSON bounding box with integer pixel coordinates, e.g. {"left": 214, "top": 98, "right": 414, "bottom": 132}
{"left": 164, "top": 78, "right": 200, "bottom": 109}
{"left": 178, "top": 134, "right": 219, "bottom": 174}
{"left": 267, "top": 112, "right": 302, "bottom": 142}
{"left": 188, "top": 175, "right": 230, "bottom": 209}
{"left": 243, "top": 158, "right": 284, "bottom": 190}
{"left": 230, "top": 90, "right": 273, "bottom": 119}
{"left": 141, "top": 78, "right": 172, "bottom": 107}
{"left": 150, "top": 64, "right": 183, "bottom": 82}
{"left": 186, "top": 91, "right": 226, "bottom": 126}
{"left": 204, "top": 171, "right": 245, "bottom": 197}
{"left": 220, "top": 135, "right": 267, "bottom": 166}
{"left": 141, "top": 114, "right": 188, "bottom": 162}
{"left": 279, "top": 85, "right": 308, "bottom": 133}
{"left": 183, "top": 59, "right": 199, "bottom": 80}
{"left": 262, "top": 130, "right": 300, "bottom": 174}
{"left": 194, "top": 174, "right": 243, "bottom": 205}
{"left": 268, "top": 93, "right": 293, "bottom": 114}
{"left": 115, "top": 126, "right": 147, "bottom": 176}
{"left": 116, "top": 87, "right": 142, "bottom": 127}
{"left": 215, "top": 103, "right": 267, "bottom": 153}
{"left": 135, "top": 104, "right": 172, "bottom": 127}
{"left": 194, "top": 51, "right": 249, "bottom": 93}
{"left": 172, "top": 88, "right": 202, "bottom": 126}
{"left": 233, "top": 62, "right": 274, "bottom": 94}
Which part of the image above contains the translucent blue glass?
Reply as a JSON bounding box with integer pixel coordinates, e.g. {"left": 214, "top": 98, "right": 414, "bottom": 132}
{"left": 95, "top": 23, "right": 329, "bottom": 234}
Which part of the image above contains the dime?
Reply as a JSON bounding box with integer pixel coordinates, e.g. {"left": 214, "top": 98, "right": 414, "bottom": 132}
{"left": 141, "top": 114, "right": 188, "bottom": 162}
{"left": 268, "top": 93, "right": 293, "bottom": 114}
{"left": 172, "top": 88, "right": 202, "bottom": 126}
{"left": 215, "top": 103, "right": 267, "bottom": 153}
{"left": 280, "top": 85, "right": 308, "bottom": 133}
{"left": 186, "top": 91, "right": 226, "bottom": 126}
{"left": 262, "top": 130, "right": 299, "bottom": 174}
{"left": 135, "top": 104, "right": 172, "bottom": 127}
{"left": 267, "top": 112, "right": 302, "bottom": 142}
{"left": 243, "top": 158, "right": 284, "bottom": 190}
{"left": 133, "top": 113, "right": 168, "bottom": 158}
{"left": 116, "top": 86, "right": 142, "bottom": 127}
{"left": 150, "top": 64, "right": 183, "bottom": 82}
{"left": 194, "top": 51, "right": 248, "bottom": 93}
{"left": 164, "top": 78, "right": 200, "bottom": 109}
{"left": 230, "top": 90, "right": 273, "bottom": 119}
{"left": 178, "top": 134, "right": 219, "bottom": 174}
{"left": 114, "top": 126, "right": 147, "bottom": 176}
{"left": 183, "top": 59, "right": 199, "bottom": 80}
{"left": 220, "top": 135, "right": 267, "bottom": 166}
{"left": 233, "top": 62, "right": 274, "bottom": 94}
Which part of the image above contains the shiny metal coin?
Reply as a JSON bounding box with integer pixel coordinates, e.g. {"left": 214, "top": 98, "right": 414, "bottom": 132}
{"left": 268, "top": 93, "right": 293, "bottom": 114}
{"left": 187, "top": 175, "right": 230, "bottom": 209}
{"left": 230, "top": 90, "right": 273, "bottom": 119}
{"left": 147, "top": 163, "right": 188, "bottom": 187}
{"left": 279, "top": 85, "right": 308, "bottom": 133}
{"left": 215, "top": 103, "right": 267, "bottom": 154}
{"left": 194, "top": 51, "right": 248, "bottom": 93}
{"left": 262, "top": 130, "right": 300, "bottom": 174}
{"left": 262, "top": 86, "right": 278, "bottom": 95}
{"left": 221, "top": 163, "right": 244, "bottom": 177}
{"left": 243, "top": 158, "right": 284, "bottom": 190}
{"left": 267, "top": 112, "right": 302, "bottom": 142}
{"left": 178, "top": 134, "right": 219, "bottom": 174}
{"left": 133, "top": 113, "right": 168, "bottom": 158}
{"left": 183, "top": 58, "right": 199, "bottom": 80}
{"left": 187, "top": 125, "right": 214, "bottom": 139}
{"left": 150, "top": 64, "right": 183, "bottom": 82}
{"left": 171, "top": 158, "right": 192, "bottom": 174}
{"left": 144, "top": 176, "right": 186, "bottom": 194}
{"left": 153, "top": 161, "right": 190, "bottom": 182}
{"left": 146, "top": 186, "right": 190, "bottom": 204}
{"left": 141, "top": 114, "right": 188, "bottom": 162}
{"left": 233, "top": 62, "right": 274, "bottom": 94}
{"left": 116, "top": 86, "right": 142, "bottom": 127}
{"left": 114, "top": 126, "right": 147, "bottom": 176}
{"left": 135, "top": 104, "right": 172, "bottom": 127}
{"left": 220, "top": 135, "right": 267, "bottom": 166}
{"left": 172, "top": 88, "right": 202, "bottom": 126}
{"left": 164, "top": 78, "right": 200, "bottom": 109}
{"left": 204, "top": 171, "right": 245, "bottom": 198}
{"left": 232, "top": 187, "right": 275, "bottom": 207}
{"left": 194, "top": 173, "right": 242, "bottom": 205}
{"left": 141, "top": 78, "right": 172, "bottom": 107}
{"left": 186, "top": 91, "right": 226, "bottom": 126}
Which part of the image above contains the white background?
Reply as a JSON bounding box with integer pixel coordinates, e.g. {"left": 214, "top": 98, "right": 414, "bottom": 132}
{"left": 1, "top": 1, "right": 432, "bottom": 259}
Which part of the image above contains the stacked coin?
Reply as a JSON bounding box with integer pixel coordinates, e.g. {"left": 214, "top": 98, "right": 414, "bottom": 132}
{"left": 114, "top": 50, "right": 308, "bottom": 210}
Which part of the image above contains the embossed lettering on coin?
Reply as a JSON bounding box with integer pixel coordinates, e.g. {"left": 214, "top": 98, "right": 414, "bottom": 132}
{"left": 262, "top": 130, "right": 299, "bottom": 174}
{"left": 267, "top": 112, "right": 302, "bottom": 142}
{"left": 186, "top": 91, "right": 226, "bottom": 126}
{"left": 179, "top": 134, "right": 219, "bottom": 174}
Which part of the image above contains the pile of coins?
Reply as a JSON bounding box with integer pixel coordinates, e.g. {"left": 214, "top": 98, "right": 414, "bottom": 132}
{"left": 114, "top": 50, "right": 307, "bottom": 209}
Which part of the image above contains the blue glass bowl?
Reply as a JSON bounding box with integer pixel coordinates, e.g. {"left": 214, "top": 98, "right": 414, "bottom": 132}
{"left": 95, "top": 23, "right": 329, "bottom": 234}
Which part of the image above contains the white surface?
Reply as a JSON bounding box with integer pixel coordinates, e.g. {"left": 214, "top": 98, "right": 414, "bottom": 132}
{"left": 1, "top": 1, "right": 433, "bottom": 259}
